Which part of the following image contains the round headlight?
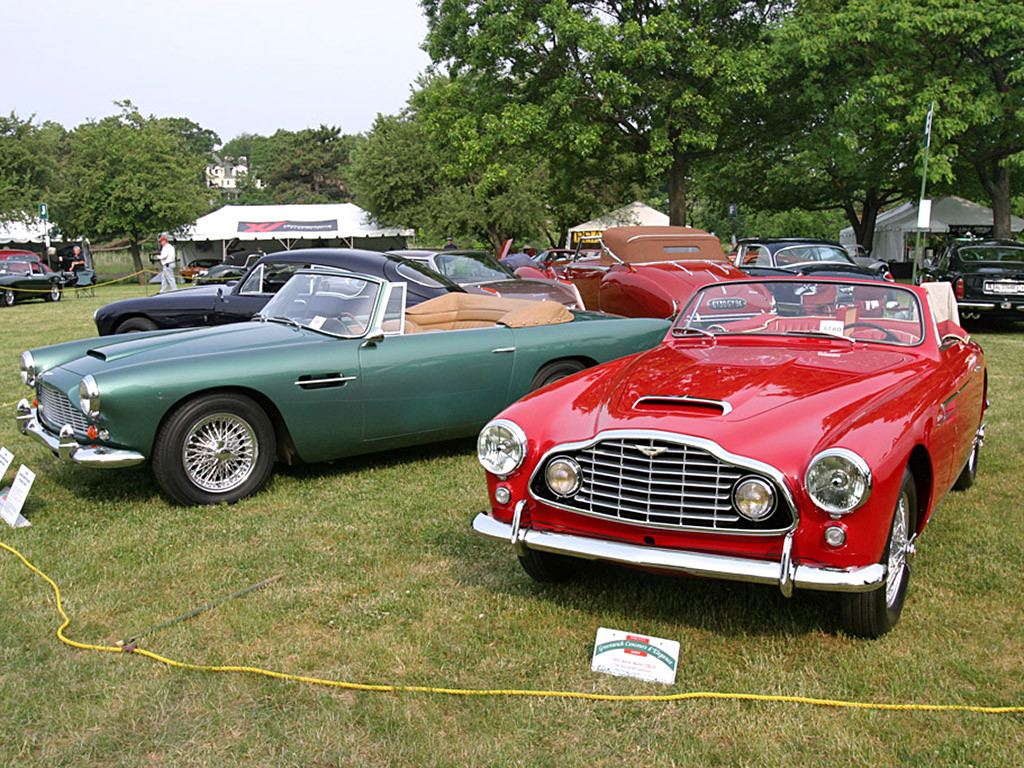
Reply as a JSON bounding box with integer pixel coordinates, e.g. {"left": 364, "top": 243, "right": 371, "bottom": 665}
{"left": 733, "top": 477, "right": 776, "bottom": 521}
{"left": 477, "top": 420, "right": 527, "bottom": 477}
{"left": 545, "top": 457, "right": 581, "bottom": 497}
{"left": 805, "top": 449, "right": 871, "bottom": 514}
{"left": 78, "top": 375, "right": 101, "bottom": 419}
{"left": 20, "top": 351, "right": 36, "bottom": 387}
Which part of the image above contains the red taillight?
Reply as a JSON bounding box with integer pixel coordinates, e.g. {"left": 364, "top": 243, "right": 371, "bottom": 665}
{"left": 955, "top": 278, "right": 965, "bottom": 299}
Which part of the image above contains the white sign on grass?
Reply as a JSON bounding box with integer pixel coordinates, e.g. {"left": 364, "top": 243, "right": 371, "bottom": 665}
{"left": 1, "top": 462, "right": 34, "bottom": 529}
{"left": 591, "top": 627, "right": 679, "bottom": 685}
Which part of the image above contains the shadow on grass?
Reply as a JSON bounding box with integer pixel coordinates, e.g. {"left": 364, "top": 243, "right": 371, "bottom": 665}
{"left": 450, "top": 535, "right": 838, "bottom": 639}
{"left": 272, "top": 435, "right": 478, "bottom": 484}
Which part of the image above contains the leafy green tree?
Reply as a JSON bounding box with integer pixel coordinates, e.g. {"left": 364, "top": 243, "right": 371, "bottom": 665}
{"left": 55, "top": 102, "right": 212, "bottom": 282}
{"left": 719, "top": 0, "right": 1024, "bottom": 249}
{"left": 422, "top": 0, "right": 782, "bottom": 226}
{"left": 0, "top": 113, "right": 65, "bottom": 223}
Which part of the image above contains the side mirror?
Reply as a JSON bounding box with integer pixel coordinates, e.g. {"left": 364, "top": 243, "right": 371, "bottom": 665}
{"left": 361, "top": 330, "right": 385, "bottom": 348}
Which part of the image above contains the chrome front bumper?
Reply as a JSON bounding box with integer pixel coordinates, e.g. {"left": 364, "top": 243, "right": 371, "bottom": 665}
{"left": 473, "top": 509, "right": 886, "bottom": 596}
{"left": 15, "top": 399, "right": 146, "bottom": 468}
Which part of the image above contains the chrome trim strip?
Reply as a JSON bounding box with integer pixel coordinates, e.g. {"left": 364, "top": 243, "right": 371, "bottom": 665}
{"left": 473, "top": 512, "right": 885, "bottom": 595}
{"left": 527, "top": 429, "right": 798, "bottom": 536}
{"left": 15, "top": 400, "right": 146, "bottom": 468}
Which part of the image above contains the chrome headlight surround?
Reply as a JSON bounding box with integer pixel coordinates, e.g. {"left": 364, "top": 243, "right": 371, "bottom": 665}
{"left": 545, "top": 457, "right": 582, "bottom": 497}
{"left": 78, "top": 375, "right": 101, "bottom": 419}
{"left": 477, "top": 419, "right": 528, "bottom": 477}
{"left": 805, "top": 448, "right": 871, "bottom": 515}
{"left": 732, "top": 476, "right": 776, "bottom": 521}
{"left": 19, "top": 350, "right": 36, "bottom": 387}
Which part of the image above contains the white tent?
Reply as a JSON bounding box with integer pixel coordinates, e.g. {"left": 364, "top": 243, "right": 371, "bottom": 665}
{"left": 839, "top": 196, "right": 1024, "bottom": 264}
{"left": 0, "top": 216, "right": 51, "bottom": 245}
{"left": 177, "top": 203, "right": 414, "bottom": 261}
{"left": 566, "top": 201, "right": 669, "bottom": 247}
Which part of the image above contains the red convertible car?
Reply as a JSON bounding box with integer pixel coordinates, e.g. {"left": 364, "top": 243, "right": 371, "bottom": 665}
{"left": 517, "top": 226, "right": 746, "bottom": 318}
{"left": 474, "top": 278, "right": 987, "bottom": 637}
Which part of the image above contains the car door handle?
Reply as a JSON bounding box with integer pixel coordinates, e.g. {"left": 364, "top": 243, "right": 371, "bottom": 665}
{"left": 294, "top": 373, "right": 357, "bottom": 389}
{"left": 492, "top": 347, "right": 516, "bottom": 354}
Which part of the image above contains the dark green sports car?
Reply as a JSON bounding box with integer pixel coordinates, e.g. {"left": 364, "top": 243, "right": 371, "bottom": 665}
{"left": 16, "top": 267, "right": 670, "bottom": 506}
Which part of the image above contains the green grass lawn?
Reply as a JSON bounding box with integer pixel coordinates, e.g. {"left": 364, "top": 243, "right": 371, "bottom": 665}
{"left": 1, "top": 284, "right": 1022, "bottom": 767}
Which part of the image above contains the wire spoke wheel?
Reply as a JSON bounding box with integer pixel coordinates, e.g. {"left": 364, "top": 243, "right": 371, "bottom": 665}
{"left": 182, "top": 413, "right": 259, "bottom": 493}
{"left": 152, "top": 393, "right": 276, "bottom": 506}
{"left": 884, "top": 490, "right": 912, "bottom": 607}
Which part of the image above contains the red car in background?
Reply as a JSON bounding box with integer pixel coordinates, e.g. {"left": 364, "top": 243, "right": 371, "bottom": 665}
{"left": 474, "top": 278, "right": 986, "bottom": 637}
{"left": 518, "top": 226, "right": 746, "bottom": 318}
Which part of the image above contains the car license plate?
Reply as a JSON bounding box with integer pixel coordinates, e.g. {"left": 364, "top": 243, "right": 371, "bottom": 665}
{"left": 985, "top": 281, "right": 1024, "bottom": 295}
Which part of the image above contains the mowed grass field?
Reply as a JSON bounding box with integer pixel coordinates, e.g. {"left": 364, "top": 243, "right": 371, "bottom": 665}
{"left": 0, "top": 281, "right": 1022, "bottom": 767}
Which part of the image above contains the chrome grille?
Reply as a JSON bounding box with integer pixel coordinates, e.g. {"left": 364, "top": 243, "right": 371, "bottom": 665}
{"left": 38, "top": 383, "right": 89, "bottom": 434}
{"left": 532, "top": 436, "right": 792, "bottom": 532}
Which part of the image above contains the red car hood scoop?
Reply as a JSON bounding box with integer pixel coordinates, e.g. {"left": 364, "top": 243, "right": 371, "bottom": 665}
{"left": 632, "top": 395, "right": 732, "bottom": 416}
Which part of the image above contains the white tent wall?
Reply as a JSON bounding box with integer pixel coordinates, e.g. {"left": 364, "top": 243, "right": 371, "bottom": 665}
{"left": 840, "top": 196, "right": 1024, "bottom": 265}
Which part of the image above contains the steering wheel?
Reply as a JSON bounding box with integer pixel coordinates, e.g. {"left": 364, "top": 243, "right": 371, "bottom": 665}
{"left": 846, "top": 321, "right": 901, "bottom": 342}
{"left": 338, "top": 312, "right": 365, "bottom": 335}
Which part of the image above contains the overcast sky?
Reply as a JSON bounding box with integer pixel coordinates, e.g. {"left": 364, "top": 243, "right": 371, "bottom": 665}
{"left": 6, "top": 0, "right": 432, "bottom": 144}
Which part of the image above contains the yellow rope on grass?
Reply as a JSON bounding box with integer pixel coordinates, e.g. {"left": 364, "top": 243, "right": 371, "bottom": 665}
{"left": 2, "top": 539, "right": 1022, "bottom": 713}
{"left": 3, "top": 270, "right": 155, "bottom": 294}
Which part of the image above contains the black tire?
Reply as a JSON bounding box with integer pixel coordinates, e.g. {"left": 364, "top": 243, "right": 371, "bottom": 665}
{"left": 151, "top": 393, "right": 276, "bottom": 506}
{"left": 116, "top": 316, "right": 159, "bottom": 334}
{"left": 45, "top": 282, "right": 62, "bottom": 302}
{"left": 529, "top": 359, "right": 587, "bottom": 392}
{"left": 518, "top": 547, "right": 584, "bottom": 583}
{"left": 952, "top": 437, "right": 980, "bottom": 491}
{"left": 2, "top": 289, "right": 14, "bottom": 307}
{"left": 840, "top": 467, "right": 917, "bottom": 638}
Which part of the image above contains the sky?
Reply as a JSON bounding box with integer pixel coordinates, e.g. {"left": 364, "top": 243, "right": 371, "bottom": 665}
{"left": 6, "top": 0, "right": 433, "bottom": 144}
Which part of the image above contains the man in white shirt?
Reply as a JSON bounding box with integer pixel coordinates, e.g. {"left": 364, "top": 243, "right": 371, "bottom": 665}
{"left": 158, "top": 235, "right": 177, "bottom": 292}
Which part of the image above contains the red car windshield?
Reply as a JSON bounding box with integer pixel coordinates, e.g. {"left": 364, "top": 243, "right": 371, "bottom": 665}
{"left": 673, "top": 279, "right": 925, "bottom": 346}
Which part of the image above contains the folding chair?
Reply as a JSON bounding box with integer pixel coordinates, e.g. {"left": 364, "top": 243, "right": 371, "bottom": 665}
{"left": 73, "top": 269, "right": 97, "bottom": 298}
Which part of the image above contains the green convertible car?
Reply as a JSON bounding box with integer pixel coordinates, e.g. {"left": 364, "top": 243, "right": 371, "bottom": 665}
{"left": 16, "top": 267, "right": 670, "bottom": 506}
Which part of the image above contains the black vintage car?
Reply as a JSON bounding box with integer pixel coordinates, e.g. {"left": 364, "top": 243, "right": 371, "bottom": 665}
{"left": 733, "top": 238, "right": 891, "bottom": 280}
{"left": 94, "top": 249, "right": 465, "bottom": 335}
{"left": 1, "top": 259, "right": 73, "bottom": 306}
{"left": 918, "top": 239, "right": 1024, "bottom": 322}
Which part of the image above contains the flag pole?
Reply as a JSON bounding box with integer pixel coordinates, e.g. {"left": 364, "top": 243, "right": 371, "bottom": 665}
{"left": 912, "top": 102, "right": 935, "bottom": 284}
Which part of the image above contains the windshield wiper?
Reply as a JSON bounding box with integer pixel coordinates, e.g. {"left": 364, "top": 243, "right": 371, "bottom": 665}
{"left": 786, "top": 330, "right": 855, "bottom": 344}
{"left": 265, "top": 315, "right": 303, "bottom": 330}
{"left": 672, "top": 325, "right": 716, "bottom": 338}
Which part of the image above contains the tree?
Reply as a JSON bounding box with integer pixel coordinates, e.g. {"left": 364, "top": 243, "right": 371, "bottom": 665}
{"left": 422, "top": 0, "right": 783, "bottom": 226}
{"left": 734, "top": 0, "right": 1024, "bottom": 247}
{"left": 56, "top": 102, "right": 212, "bottom": 283}
{"left": 0, "top": 113, "right": 65, "bottom": 223}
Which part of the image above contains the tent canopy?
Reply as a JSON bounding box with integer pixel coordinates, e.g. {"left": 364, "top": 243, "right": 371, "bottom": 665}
{"left": 0, "top": 216, "right": 50, "bottom": 245}
{"left": 840, "top": 196, "right": 1024, "bottom": 263}
{"left": 567, "top": 201, "right": 669, "bottom": 247}
{"left": 182, "top": 203, "right": 413, "bottom": 244}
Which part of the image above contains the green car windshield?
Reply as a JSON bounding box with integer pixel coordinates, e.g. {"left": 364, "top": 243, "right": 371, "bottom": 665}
{"left": 672, "top": 279, "right": 925, "bottom": 346}
{"left": 258, "top": 269, "right": 386, "bottom": 338}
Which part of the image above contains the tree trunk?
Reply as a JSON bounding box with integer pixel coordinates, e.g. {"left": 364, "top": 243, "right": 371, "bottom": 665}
{"left": 667, "top": 150, "right": 688, "bottom": 227}
{"left": 130, "top": 235, "right": 147, "bottom": 286}
{"left": 979, "top": 160, "right": 1012, "bottom": 240}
